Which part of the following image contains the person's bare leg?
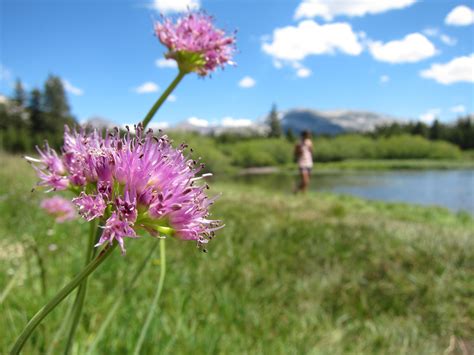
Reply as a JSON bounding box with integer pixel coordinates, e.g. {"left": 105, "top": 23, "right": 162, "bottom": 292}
{"left": 301, "top": 170, "right": 310, "bottom": 193}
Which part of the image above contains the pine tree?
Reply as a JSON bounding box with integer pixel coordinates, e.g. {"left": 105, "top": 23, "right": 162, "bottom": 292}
{"left": 412, "top": 122, "right": 429, "bottom": 137}
{"left": 43, "top": 74, "right": 70, "bottom": 118}
{"left": 429, "top": 119, "right": 442, "bottom": 140}
{"left": 13, "top": 79, "right": 27, "bottom": 107}
{"left": 29, "top": 88, "right": 45, "bottom": 133}
{"left": 267, "top": 104, "right": 282, "bottom": 138}
{"left": 286, "top": 128, "right": 296, "bottom": 142}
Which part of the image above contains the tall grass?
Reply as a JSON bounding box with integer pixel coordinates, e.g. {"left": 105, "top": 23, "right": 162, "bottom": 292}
{"left": 0, "top": 154, "right": 473, "bottom": 354}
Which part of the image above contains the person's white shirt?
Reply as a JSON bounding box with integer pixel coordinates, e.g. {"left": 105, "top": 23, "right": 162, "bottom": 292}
{"left": 298, "top": 138, "right": 313, "bottom": 168}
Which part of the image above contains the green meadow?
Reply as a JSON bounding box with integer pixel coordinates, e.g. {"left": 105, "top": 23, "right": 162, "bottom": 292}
{"left": 1, "top": 153, "right": 473, "bottom": 354}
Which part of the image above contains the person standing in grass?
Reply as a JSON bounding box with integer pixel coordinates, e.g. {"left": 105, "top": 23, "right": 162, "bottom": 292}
{"left": 294, "top": 130, "right": 313, "bottom": 193}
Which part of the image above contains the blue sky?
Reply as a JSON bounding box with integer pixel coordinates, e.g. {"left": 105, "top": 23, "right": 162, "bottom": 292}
{"left": 1, "top": 0, "right": 473, "bottom": 128}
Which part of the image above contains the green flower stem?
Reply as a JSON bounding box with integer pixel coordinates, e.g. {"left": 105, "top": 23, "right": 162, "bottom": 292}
{"left": 86, "top": 241, "right": 159, "bottom": 355}
{"left": 46, "top": 299, "right": 75, "bottom": 355}
{"left": 63, "top": 221, "right": 100, "bottom": 355}
{"left": 142, "top": 71, "right": 186, "bottom": 129}
{"left": 29, "top": 239, "right": 47, "bottom": 297}
{"left": 10, "top": 243, "right": 117, "bottom": 355}
{"left": 133, "top": 238, "right": 166, "bottom": 355}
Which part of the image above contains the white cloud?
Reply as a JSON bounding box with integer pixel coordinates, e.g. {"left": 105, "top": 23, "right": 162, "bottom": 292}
{"left": 445, "top": 5, "right": 474, "bottom": 26}
{"left": 0, "top": 64, "right": 12, "bottom": 82}
{"left": 420, "top": 54, "right": 474, "bottom": 84}
{"left": 422, "top": 27, "right": 439, "bottom": 37}
{"left": 440, "top": 34, "right": 457, "bottom": 46}
{"left": 155, "top": 58, "right": 178, "bottom": 68}
{"left": 152, "top": 0, "right": 199, "bottom": 14}
{"left": 187, "top": 116, "right": 209, "bottom": 127}
{"left": 369, "top": 33, "right": 436, "bottom": 63}
{"left": 221, "top": 117, "right": 253, "bottom": 127}
{"left": 238, "top": 76, "right": 256, "bottom": 88}
{"left": 167, "top": 94, "right": 177, "bottom": 102}
{"left": 273, "top": 60, "right": 284, "bottom": 69}
{"left": 134, "top": 82, "right": 160, "bottom": 94}
{"left": 62, "top": 79, "right": 84, "bottom": 96}
{"left": 422, "top": 27, "right": 457, "bottom": 46}
{"left": 262, "top": 20, "right": 363, "bottom": 63}
{"left": 380, "top": 74, "right": 390, "bottom": 83}
{"left": 419, "top": 108, "right": 441, "bottom": 124}
{"left": 0, "top": 95, "right": 8, "bottom": 104}
{"left": 294, "top": 0, "right": 417, "bottom": 20}
{"left": 451, "top": 105, "right": 466, "bottom": 114}
{"left": 296, "top": 67, "right": 312, "bottom": 78}
{"left": 149, "top": 121, "right": 170, "bottom": 130}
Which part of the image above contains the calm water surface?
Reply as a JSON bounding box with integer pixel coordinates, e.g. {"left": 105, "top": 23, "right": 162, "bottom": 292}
{"left": 233, "top": 170, "right": 474, "bottom": 214}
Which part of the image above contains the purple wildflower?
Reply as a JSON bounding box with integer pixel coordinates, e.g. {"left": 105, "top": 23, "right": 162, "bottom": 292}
{"left": 72, "top": 193, "right": 107, "bottom": 222}
{"left": 40, "top": 196, "right": 76, "bottom": 223}
{"left": 95, "top": 212, "right": 137, "bottom": 254}
{"left": 28, "top": 124, "right": 223, "bottom": 254}
{"left": 155, "top": 12, "right": 236, "bottom": 76}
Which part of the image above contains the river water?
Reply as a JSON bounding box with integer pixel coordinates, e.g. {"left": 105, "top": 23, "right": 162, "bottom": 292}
{"left": 233, "top": 170, "right": 474, "bottom": 214}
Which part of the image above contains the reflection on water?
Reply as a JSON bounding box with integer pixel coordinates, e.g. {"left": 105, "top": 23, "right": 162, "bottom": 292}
{"left": 233, "top": 170, "right": 474, "bottom": 214}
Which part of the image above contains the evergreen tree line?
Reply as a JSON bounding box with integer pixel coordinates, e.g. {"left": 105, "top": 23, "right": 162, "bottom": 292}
{"left": 369, "top": 118, "right": 474, "bottom": 150}
{"left": 0, "top": 75, "right": 77, "bottom": 152}
{"left": 264, "top": 104, "right": 473, "bottom": 152}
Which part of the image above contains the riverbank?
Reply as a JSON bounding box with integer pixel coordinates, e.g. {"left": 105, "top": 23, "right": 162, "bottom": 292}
{"left": 238, "top": 159, "right": 474, "bottom": 175}
{"left": 1, "top": 154, "right": 473, "bottom": 353}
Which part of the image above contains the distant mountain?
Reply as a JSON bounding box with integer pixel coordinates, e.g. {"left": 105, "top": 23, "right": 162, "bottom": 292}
{"left": 82, "top": 116, "right": 117, "bottom": 130}
{"left": 80, "top": 109, "right": 403, "bottom": 137}
{"left": 173, "top": 117, "right": 268, "bottom": 136}
{"left": 281, "top": 109, "right": 401, "bottom": 135}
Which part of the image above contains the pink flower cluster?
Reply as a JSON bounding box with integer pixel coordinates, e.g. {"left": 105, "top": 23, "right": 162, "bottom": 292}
{"left": 40, "top": 196, "right": 76, "bottom": 223}
{"left": 155, "top": 12, "right": 236, "bottom": 76}
{"left": 27, "top": 125, "right": 222, "bottom": 253}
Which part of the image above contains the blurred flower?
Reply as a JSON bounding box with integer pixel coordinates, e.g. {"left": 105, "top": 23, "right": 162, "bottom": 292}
{"left": 48, "top": 244, "right": 58, "bottom": 252}
{"left": 29, "top": 124, "right": 222, "bottom": 254}
{"left": 155, "top": 12, "right": 236, "bottom": 76}
{"left": 40, "top": 196, "right": 77, "bottom": 223}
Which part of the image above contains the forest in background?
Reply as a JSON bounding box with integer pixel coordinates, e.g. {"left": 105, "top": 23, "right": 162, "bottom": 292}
{"left": 1, "top": 75, "right": 473, "bottom": 173}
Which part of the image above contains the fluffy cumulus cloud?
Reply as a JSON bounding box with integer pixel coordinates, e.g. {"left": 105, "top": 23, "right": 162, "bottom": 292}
{"left": 451, "top": 105, "right": 466, "bottom": 114}
{"left": 262, "top": 20, "right": 363, "bottom": 63}
{"left": 238, "top": 76, "right": 256, "bottom": 88}
{"left": 62, "top": 79, "right": 84, "bottom": 96}
{"left": 419, "top": 108, "right": 441, "bottom": 124}
{"left": 152, "top": 0, "right": 199, "bottom": 14}
{"left": 167, "top": 94, "right": 177, "bottom": 102}
{"left": 420, "top": 54, "right": 474, "bottom": 84}
{"left": 445, "top": 5, "right": 474, "bottom": 26}
{"left": 156, "top": 58, "right": 178, "bottom": 68}
{"left": 187, "top": 116, "right": 209, "bottom": 127}
{"left": 221, "top": 117, "right": 253, "bottom": 127}
{"left": 369, "top": 33, "right": 436, "bottom": 63}
{"left": 294, "top": 0, "right": 417, "bottom": 20}
{"left": 134, "top": 82, "right": 160, "bottom": 94}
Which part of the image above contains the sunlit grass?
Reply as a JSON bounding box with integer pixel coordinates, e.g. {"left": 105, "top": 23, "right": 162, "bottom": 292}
{"left": 0, "top": 153, "right": 473, "bottom": 354}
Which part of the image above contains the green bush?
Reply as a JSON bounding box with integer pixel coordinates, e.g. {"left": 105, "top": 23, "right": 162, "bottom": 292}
{"left": 314, "top": 135, "right": 377, "bottom": 162}
{"left": 168, "top": 131, "right": 233, "bottom": 175}
{"left": 312, "top": 134, "right": 461, "bottom": 162}
{"left": 427, "top": 140, "right": 462, "bottom": 159}
{"left": 224, "top": 139, "right": 293, "bottom": 167}
{"left": 376, "top": 135, "right": 461, "bottom": 160}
